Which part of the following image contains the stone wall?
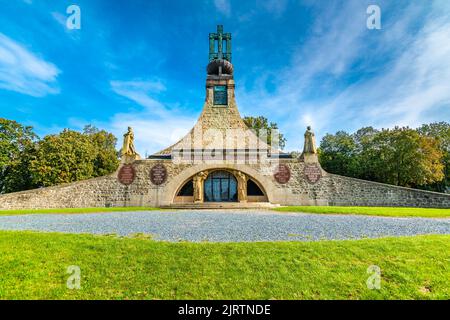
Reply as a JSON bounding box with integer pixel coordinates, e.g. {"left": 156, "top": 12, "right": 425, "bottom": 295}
{"left": 0, "top": 158, "right": 449, "bottom": 209}
{"left": 324, "top": 174, "right": 450, "bottom": 207}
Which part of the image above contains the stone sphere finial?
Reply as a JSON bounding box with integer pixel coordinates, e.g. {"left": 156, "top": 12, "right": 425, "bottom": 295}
{"left": 207, "top": 59, "right": 234, "bottom": 75}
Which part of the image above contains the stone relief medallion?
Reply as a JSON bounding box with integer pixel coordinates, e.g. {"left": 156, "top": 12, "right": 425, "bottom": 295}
{"left": 118, "top": 164, "right": 135, "bottom": 185}
{"left": 274, "top": 164, "right": 291, "bottom": 184}
{"left": 150, "top": 164, "right": 168, "bottom": 185}
{"left": 304, "top": 164, "right": 322, "bottom": 184}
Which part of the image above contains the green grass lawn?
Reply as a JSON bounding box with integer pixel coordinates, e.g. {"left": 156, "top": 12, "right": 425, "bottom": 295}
{"left": 273, "top": 206, "right": 450, "bottom": 218}
{"left": 0, "top": 231, "right": 448, "bottom": 299}
{"left": 0, "top": 207, "right": 160, "bottom": 216}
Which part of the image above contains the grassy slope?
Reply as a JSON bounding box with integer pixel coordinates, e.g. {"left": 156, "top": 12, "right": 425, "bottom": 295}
{"left": 0, "top": 207, "right": 160, "bottom": 216}
{"left": 273, "top": 206, "right": 450, "bottom": 218}
{"left": 0, "top": 231, "right": 448, "bottom": 300}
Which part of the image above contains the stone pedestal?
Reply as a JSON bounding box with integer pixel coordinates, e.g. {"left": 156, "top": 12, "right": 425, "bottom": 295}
{"left": 121, "top": 154, "right": 141, "bottom": 164}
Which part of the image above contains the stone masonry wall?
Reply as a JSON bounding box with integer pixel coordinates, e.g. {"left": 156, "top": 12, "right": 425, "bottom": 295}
{"left": 0, "top": 158, "right": 449, "bottom": 209}
{"left": 274, "top": 159, "right": 450, "bottom": 208}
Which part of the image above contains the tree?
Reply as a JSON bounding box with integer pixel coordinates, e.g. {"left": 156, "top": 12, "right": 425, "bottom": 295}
{"left": 318, "top": 131, "right": 359, "bottom": 177}
{"left": 368, "top": 127, "right": 443, "bottom": 187}
{"left": 29, "top": 127, "right": 120, "bottom": 187}
{"left": 243, "top": 116, "right": 287, "bottom": 150}
{"left": 318, "top": 125, "right": 445, "bottom": 190}
{"left": 29, "top": 129, "right": 97, "bottom": 187}
{"left": 0, "top": 118, "right": 38, "bottom": 193}
{"left": 417, "top": 122, "right": 450, "bottom": 192}
{"left": 83, "top": 125, "right": 119, "bottom": 177}
{"left": 0, "top": 119, "right": 120, "bottom": 193}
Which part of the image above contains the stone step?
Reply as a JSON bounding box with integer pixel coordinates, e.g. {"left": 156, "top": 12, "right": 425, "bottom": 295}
{"left": 162, "top": 202, "right": 280, "bottom": 209}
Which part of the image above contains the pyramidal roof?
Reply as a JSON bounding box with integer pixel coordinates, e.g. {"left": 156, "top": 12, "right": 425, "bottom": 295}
{"left": 154, "top": 78, "right": 275, "bottom": 156}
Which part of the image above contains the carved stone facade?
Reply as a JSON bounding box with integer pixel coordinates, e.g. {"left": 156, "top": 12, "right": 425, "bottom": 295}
{"left": 0, "top": 158, "right": 448, "bottom": 209}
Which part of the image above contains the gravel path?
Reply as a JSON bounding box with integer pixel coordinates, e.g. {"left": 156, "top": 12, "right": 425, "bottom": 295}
{"left": 0, "top": 210, "right": 449, "bottom": 242}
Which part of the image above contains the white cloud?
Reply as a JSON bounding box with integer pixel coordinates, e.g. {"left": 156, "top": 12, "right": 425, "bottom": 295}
{"left": 214, "top": 0, "right": 231, "bottom": 16}
{"left": 108, "top": 113, "right": 196, "bottom": 157}
{"left": 110, "top": 80, "right": 168, "bottom": 117}
{"left": 51, "top": 12, "right": 67, "bottom": 28}
{"left": 0, "top": 33, "right": 60, "bottom": 97}
{"left": 237, "top": 1, "right": 450, "bottom": 151}
{"left": 109, "top": 79, "right": 197, "bottom": 155}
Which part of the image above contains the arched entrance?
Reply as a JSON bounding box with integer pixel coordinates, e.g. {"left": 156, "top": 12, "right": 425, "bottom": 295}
{"left": 204, "top": 171, "right": 237, "bottom": 202}
{"left": 172, "top": 168, "right": 269, "bottom": 204}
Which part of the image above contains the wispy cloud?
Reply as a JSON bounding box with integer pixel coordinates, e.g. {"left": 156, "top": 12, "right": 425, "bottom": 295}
{"left": 108, "top": 113, "right": 196, "bottom": 157}
{"left": 0, "top": 33, "right": 60, "bottom": 97}
{"left": 109, "top": 79, "right": 196, "bottom": 154}
{"left": 238, "top": 1, "right": 450, "bottom": 151}
{"left": 262, "top": 0, "right": 288, "bottom": 18}
{"left": 51, "top": 12, "right": 66, "bottom": 28}
{"left": 110, "top": 80, "right": 168, "bottom": 117}
{"left": 214, "top": 0, "right": 231, "bottom": 16}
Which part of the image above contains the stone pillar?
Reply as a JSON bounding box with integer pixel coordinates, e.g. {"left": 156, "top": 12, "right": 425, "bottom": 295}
{"left": 234, "top": 171, "right": 248, "bottom": 203}
{"left": 193, "top": 171, "right": 209, "bottom": 203}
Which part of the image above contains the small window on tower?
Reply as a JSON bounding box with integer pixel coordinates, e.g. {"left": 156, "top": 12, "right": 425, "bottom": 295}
{"left": 214, "top": 85, "right": 228, "bottom": 106}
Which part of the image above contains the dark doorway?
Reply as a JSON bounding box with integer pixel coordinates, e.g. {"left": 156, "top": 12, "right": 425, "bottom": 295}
{"left": 204, "top": 171, "right": 237, "bottom": 202}
{"left": 177, "top": 179, "right": 193, "bottom": 196}
{"left": 247, "top": 179, "right": 265, "bottom": 196}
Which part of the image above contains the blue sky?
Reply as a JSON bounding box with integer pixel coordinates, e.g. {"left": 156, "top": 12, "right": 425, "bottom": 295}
{"left": 1, "top": 0, "right": 449, "bottom": 155}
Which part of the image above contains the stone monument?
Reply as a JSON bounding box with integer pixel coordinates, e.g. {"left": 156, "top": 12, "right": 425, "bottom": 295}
{"left": 302, "top": 126, "right": 319, "bottom": 163}
{"left": 120, "top": 126, "right": 141, "bottom": 163}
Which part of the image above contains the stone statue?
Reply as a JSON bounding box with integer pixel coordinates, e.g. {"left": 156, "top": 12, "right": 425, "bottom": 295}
{"left": 193, "top": 171, "right": 209, "bottom": 203}
{"left": 121, "top": 127, "right": 140, "bottom": 163}
{"left": 303, "top": 126, "right": 317, "bottom": 154}
{"left": 234, "top": 171, "right": 248, "bottom": 202}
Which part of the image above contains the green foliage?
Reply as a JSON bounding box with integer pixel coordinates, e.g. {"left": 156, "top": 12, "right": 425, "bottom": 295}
{"left": 82, "top": 125, "right": 119, "bottom": 177}
{"left": 319, "top": 124, "right": 447, "bottom": 191}
{"left": 417, "top": 122, "right": 450, "bottom": 192}
{"left": 30, "top": 130, "right": 97, "bottom": 186}
{"left": 318, "top": 131, "right": 359, "bottom": 177}
{"left": 0, "top": 118, "right": 39, "bottom": 193}
{"left": 243, "top": 116, "right": 287, "bottom": 150}
{"left": 0, "top": 119, "right": 119, "bottom": 193}
{"left": 0, "top": 231, "right": 448, "bottom": 299}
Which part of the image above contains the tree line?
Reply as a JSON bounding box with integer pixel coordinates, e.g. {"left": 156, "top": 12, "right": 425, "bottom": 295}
{"left": 1, "top": 118, "right": 448, "bottom": 194}
{"left": 318, "top": 122, "right": 449, "bottom": 193}
{"left": 0, "top": 118, "right": 119, "bottom": 194}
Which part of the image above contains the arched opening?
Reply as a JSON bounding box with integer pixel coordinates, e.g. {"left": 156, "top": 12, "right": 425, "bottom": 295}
{"left": 177, "top": 179, "right": 193, "bottom": 196}
{"left": 247, "top": 179, "right": 268, "bottom": 202}
{"left": 174, "top": 179, "right": 194, "bottom": 203}
{"left": 172, "top": 169, "right": 269, "bottom": 204}
{"left": 247, "top": 179, "right": 264, "bottom": 196}
{"left": 204, "top": 170, "right": 237, "bottom": 202}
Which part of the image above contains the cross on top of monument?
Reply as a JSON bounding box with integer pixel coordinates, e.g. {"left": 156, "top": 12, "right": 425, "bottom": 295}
{"left": 209, "top": 25, "right": 232, "bottom": 62}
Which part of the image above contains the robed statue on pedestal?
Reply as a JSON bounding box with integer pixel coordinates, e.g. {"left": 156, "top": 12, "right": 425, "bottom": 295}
{"left": 121, "top": 127, "right": 141, "bottom": 162}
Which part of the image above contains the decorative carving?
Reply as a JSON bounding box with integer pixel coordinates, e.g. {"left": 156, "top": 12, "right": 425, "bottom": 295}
{"left": 304, "top": 164, "right": 322, "bottom": 184}
{"left": 303, "top": 126, "right": 317, "bottom": 154}
{"left": 193, "top": 171, "right": 209, "bottom": 203}
{"left": 274, "top": 164, "right": 291, "bottom": 184}
{"left": 117, "top": 164, "right": 135, "bottom": 185}
{"left": 150, "top": 164, "right": 167, "bottom": 185}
